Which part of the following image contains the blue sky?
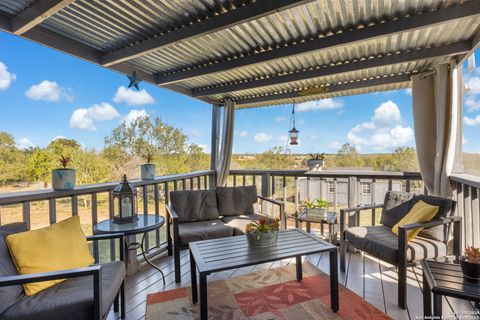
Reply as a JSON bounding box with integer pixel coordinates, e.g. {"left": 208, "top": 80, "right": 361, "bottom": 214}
{"left": 0, "top": 31, "right": 478, "bottom": 154}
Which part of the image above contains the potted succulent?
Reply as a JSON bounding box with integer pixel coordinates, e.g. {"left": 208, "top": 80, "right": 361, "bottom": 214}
{"left": 140, "top": 152, "right": 156, "bottom": 180}
{"left": 307, "top": 153, "right": 326, "bottom": 170}
{"left": 52, "top": 155, "right": 76, "bottom": 190}
{"left": 303, "top": 198, "right": 329, "bottom": 217}
{"left": 245, "top": 217, "right": 280, "bottom": 247}
{"left": 460, "top": 246, "right": 480, "bottom": 280}
{"left": 316, "top": 199, "right": 329, "bottom": 215}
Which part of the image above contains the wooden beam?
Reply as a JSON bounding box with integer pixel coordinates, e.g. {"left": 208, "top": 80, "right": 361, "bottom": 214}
{"left": 101, "top": 0, "right": 314, "bottom": 67}
{"left": 12, "top": 0, "right": 74, "bottom": 35}
{"left": 193, "top": 41, "right": 470, "bottom": 97}
{"left": 157, "top": 1, "right": 480, "bottom": 85}
{"left": 234, "top": 74, "right": 411, "bottom": 106}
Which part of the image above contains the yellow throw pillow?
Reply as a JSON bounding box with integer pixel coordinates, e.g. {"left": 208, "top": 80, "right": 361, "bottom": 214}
{"left": 6, "top": 215, "right": 94, "bottom": 295}
{"left": 392, "top": 200, "right": 439, "bottom": 242}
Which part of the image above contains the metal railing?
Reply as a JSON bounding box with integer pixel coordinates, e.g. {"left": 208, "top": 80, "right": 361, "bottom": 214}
{"left": 0, "top": 170, "right": 215, "bottom": 262}
{"left": 450, "top": 173, "right": 480, "bottom": 248}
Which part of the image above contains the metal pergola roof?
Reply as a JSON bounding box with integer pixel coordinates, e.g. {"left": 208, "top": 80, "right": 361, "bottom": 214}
{"left": 0, "top": 0, "right": 479, "bottom": 109}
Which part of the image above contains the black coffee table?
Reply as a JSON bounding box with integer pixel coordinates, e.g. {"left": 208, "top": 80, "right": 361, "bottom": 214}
{"left": 421, "top": 259, "right": 480, "bottom": 317}
{"left": 189, "top": 228, "right": 339, "bottom": 320}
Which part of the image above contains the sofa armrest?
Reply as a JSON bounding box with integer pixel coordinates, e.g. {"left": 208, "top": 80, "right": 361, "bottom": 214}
{"left": 0, "top": 265, "right": 103, "bottom": 320}
{"left": 165, "top": 204, "right": 179, "bottom": 221}
{"left": 87, "top": 233, "right": 125, "bottom": 263}
{"left": 257, "top": 195, "right": 286, "bottom": 229}
{"left": 165, "top": 204, "right": 180, "bottom": 253}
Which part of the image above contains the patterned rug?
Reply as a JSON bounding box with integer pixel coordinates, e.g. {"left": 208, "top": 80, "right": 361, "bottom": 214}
{"left": 146, "top": 262, "right": 391, "bottom": 320}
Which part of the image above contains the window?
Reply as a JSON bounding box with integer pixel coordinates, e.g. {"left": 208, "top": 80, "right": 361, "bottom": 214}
{"left": 361, "top": 182, "right": 371, "bottom": 195}
{"left": 327, "top": 182, "right": 335, "bottom": 194}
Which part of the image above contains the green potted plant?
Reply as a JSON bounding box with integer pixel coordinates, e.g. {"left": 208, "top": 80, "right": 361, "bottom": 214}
{"left": 307, "top": 153, "right": 326, "bottom": 170}
{"left": 460, "top": 246, "right": 480, "bottom": 280}
{"left": 52, "top": 155, "right": 76, "bottom": 190}
{"left": 302, "top": 198, "right": 329, "bottom": 217}
{"left": 245, "top": 217, "right": 280, "bottom": 247}
{"left": 316, "top": 199, "right": 329, "bottom": 215}
{"left": 140, "top": 151, "right": 156, "bottom": 180}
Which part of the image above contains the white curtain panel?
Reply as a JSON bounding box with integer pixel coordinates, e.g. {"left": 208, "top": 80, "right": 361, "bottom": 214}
{"left": 411, "top": 62, "right": 460, "bottom": 197}
{"left": 216, "top": 101, "right": 235, "bottom": 187}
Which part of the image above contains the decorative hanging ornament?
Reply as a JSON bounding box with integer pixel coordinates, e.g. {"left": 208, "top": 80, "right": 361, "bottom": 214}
{"left": 288, "top": 103, "right": 299, "bottom": 145}
{"left": 127, "top": 71, "right": 141, "bottom": 91}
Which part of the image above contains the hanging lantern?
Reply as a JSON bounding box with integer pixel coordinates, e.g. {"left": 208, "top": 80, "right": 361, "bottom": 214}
{"left": 113, "top": 175, "right": 138, "bottom": 224}
{"left": 289, "top": 103, "right": 300, "bottom": 145}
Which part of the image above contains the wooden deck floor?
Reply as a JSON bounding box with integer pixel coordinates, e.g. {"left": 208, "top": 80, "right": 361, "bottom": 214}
{"left": 108, "top": 244, "right": 478, "bottom": 320}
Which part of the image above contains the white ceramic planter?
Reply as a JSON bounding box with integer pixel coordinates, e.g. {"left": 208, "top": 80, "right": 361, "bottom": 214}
{"left": 306, "top": 207, "right": 327, "bottom": 217}
{"left": 307, "top": 159, "right": 324, "bottom": 170}
{"left": 140, "top": 164, "right": 156, "bottom": 180}
{"left": 52, "top": 169, "right": 76, "bottom": 190}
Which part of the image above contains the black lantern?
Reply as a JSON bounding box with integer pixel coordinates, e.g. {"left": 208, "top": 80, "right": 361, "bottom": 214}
{"left": 289, "top": 103, "right": 300, "bottom": 145}
{"left": 113, "top": 175, "right": 138, "bottom": 224}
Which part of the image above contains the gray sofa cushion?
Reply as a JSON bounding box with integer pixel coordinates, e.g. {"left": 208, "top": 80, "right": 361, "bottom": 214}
{"left": 345, "top": 225, "right": 446, "bottom": 263}
{"left": 414, "top": 194, "right": 453, "bottom": 242}
{"left": 0, "top": 222, "right": 27, "bottom": 316}
{"left": 216, "top": 185, "right": 257, "bottom": 216}
{"left": 178, "top": 220, "right": 233, "bottom": 247}
{"left": 1, "top": 261, "right": 125, "bottom": 320}
{"left": 222, "top": 213, "right": 265, "bottom": 236}
{"left": 170, "top": 189, "right": 219, "bottom": 223}
{"left": 380, "top": 191, "right": 415, "bottom": 227}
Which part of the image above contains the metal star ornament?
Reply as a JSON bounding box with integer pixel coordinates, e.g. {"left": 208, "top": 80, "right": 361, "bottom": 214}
{"left": 127, "top": 71, "right": 141, "bottom": 91}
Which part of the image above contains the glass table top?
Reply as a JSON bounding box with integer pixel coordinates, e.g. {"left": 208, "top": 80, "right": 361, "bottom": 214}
{"left": 94, "top": 214, "right": 165, "bottom": 235}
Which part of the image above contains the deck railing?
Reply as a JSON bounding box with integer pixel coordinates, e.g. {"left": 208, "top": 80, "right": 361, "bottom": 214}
{"left": 0, "top": 170, "right": 215, "bottom": 263}
{"left": 0, "top": 168, "right": 478, "bottom": 268}
{"left": 450, "top": 173, "right": 480, "bottom": 248}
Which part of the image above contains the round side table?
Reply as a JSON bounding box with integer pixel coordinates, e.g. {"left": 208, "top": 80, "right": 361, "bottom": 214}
{"left": 94, "top": 214, "right": 166, "bottom": 286}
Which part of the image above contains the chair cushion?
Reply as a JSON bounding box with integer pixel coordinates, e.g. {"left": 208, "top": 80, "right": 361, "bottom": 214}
{"left": 6, "top": 216, "right": 94, "bottom": 296}
{"left": 345, "top": 225, "right": 446, "bottom": 263}
{"left": 178, "top": 220, "right": 233, "bottom": 247}
{"left": 0, "top": 222, "right": 27, "bottom": 316}
{"left": 392, "top": 200, "right": 439, "bottom": 242}
{"left": 222, "top": 213, "right": 265, "bottom": 236}
{"left": 380, "top": 191, "right": 415, "bottom": 227}
{"left": 413, "top": 194, "right": 453, "bottom": 242}
{"left": 1, "top": 261, "right": 125, "bottom": 320}
{"left": 216, "top": 185, "right": 257, "bottom": 216}
{"left": 170, "top": 189, "right": 219, "bottom": 223}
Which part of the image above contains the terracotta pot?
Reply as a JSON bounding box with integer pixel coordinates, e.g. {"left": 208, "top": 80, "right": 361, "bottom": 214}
{"left": 247, "top": 231, "right": 278, "bottom": 247}
{"left": 52, "top": 169, "right": 76, "bottom": 190}
{"left": 460, "top": 256, "right": 480, "bottom": 281}
{"left": 140, "top": 164, "right": 156, "bottom": 180}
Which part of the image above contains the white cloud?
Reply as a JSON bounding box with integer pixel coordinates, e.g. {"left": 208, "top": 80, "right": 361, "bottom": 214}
{"left": 70, "top": 102, "right": 120, "bottom": 131}
{"left": 198, "top": 144, "right": 207, "bottom": 152}
{"left": 238, "top": 131, "right": 248, "bottom": 138}
{"left": 16, "top": 137, "right": 35, "bottom": 149}
{"left": 404, "top": 88, "right": 412, "bottom": 96}
{"left": 328, "top": 141, "right": 342, "bottom": 149}
{"left": 464, "top": 115, "right": 480, "bottom": 126}
{"left": 466, "top": 76, "right": 480, "bottom": 96}
{"left": 125, "top": 109, "right": 149, "bottom": 125}
{"left": 465, "top": 97, "right": 480, "bottom": 112}
{"left": 274, "top": 116, "right": 286, "bottom": 122}
{"left": 191, "top": 129, "right": 204, "bottom": 137}
{"left": 113, "top": 85, "right": 154, "bottom": 106}
{"left": 254, "top": 132, "right": 272, "bottom": 143}
{"left": 346, "top": 100, "right": 414, "bottom": 151}
{"left": 25, "top": 80, "right": 72, "bottom": 102}
{"left": 0, "top": 62, "right": 15, "bottom": 91}
{"left": 463, "top": 134, "right": 468, "bottom": 146}
{"left": 277, "top": 134, "right": 288, "bottom": 143}
{"left": 308, "top": 134, "right": 319, "bottom": 141}
{"left": 296, "top": 98, "right": 344, "bottom": 112}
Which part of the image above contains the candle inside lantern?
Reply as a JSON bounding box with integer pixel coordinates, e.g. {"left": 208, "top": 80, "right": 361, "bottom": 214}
{"left": 121, "top": 197, "right": 132, "bottom": 217}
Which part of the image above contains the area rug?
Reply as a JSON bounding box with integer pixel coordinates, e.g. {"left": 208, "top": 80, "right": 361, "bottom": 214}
{"left": 146, "top": 262, "right": 391, "bottom": 320}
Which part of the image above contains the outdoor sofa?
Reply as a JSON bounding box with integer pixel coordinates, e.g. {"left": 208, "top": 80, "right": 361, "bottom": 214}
{"left": 0, "top": 222, "right": 126, "bottom": 320}
{"left": 339, "top": 191, "right": 461, "bottom": 309}
{"left": 166, "top": 185, "right": 285, "bottom": 283}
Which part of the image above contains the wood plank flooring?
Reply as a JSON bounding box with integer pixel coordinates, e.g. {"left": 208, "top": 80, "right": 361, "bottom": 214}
{"left": 107, "top": 245, "right": 478, "bottom": 320}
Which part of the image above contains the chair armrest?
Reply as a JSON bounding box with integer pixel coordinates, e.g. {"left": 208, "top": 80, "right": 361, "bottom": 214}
{"left": 257, "top": 195, "right": 286, "bottom": 229}
{"left": 0, "top": 265, "right": 103, "bottom": 320}
{"left": 341, "top": 204, "right": 384, "bottom": 213}
{"left": 165, "top": 204, "right": 179, "bottom": 221}
{"left": 87, "top": 233, "right": 125, "bottom": 262}
{"left": 397, "top": 218, "right": 450, "bottom": 231}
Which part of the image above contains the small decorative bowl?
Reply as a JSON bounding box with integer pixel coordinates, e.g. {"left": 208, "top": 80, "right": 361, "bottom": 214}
{"left": 247, "top": 231, "right": 278, "bottom": 247}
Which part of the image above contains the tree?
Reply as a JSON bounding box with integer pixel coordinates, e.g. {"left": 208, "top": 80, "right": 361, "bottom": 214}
{"left": 256, "top": 146, "right": 294, "bottom": 169}
{"left": 27, "top": 149, "right": 52, "bottom": 187}
{"left": 390, "top": 147, "right": 419, "bottom": 172}
{"left": 0, "top": 131, "right": 27, "bottom": 184}
{"left": 47, "top": 138, "right": 81, "bottom": 158}
{"left": 334, "top": 143, "right": 364, "bottom": 168}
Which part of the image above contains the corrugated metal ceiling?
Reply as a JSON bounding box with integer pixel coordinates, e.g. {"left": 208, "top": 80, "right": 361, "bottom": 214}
{"left": 0, "top": 0, "right": 477, "bottom": 108}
